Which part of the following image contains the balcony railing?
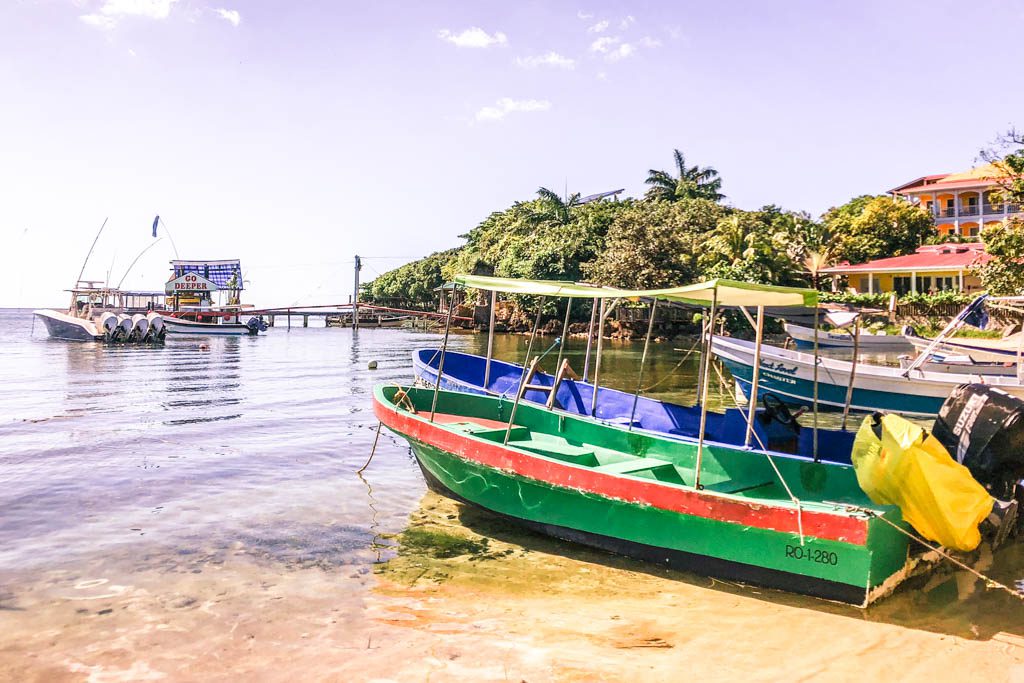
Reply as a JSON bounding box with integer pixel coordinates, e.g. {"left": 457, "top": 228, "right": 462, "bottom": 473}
{"left": 932, "top": 204, "right": 1022, "bottom": 219}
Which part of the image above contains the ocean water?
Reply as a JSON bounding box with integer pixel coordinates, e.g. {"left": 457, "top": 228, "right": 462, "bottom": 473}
{"left": 1, "top": 308, "right": 1023, "bottom": 680}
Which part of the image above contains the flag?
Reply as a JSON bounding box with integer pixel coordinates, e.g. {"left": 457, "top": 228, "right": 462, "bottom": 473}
{"left": 152, "top": 215, "right": 160, "bottom": 238}
{"left": 960, "top": 295, "right": 989, "bottom": 330}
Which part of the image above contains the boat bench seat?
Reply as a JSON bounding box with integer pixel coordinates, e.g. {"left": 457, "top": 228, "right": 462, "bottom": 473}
{"left": 595, "top": 457, "right": 686, "bottom": 485}
{"left": 507, "top": 439, "right": 598, "bottom": 467}
{"left": 451, "top": 423, "right": 532, "bottom": 442}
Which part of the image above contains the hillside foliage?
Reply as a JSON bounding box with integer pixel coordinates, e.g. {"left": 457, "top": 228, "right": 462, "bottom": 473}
{"left": 362, "top": 148, "right": 967, "bottom": 311}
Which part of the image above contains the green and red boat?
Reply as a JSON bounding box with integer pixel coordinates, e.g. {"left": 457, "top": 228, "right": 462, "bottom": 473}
{"left": 374, "top": 384, "right": 912, "bottom": 606}
{"left": 375, "top": 276, "right": 1003, "bottom": 605}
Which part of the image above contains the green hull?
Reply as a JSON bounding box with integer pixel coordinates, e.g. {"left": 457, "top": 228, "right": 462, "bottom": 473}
{"left": 375, "top": 386, "right": 913, "bottom": 605}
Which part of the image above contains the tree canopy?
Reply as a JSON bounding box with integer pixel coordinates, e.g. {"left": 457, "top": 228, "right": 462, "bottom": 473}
{"left": 821, "top": 195, "right": 935, "bottom": 265}
{"left": 977, "top": 131, "right": 1024, "bottom": 294}
{"left": 362, "top": 147, "right": 948, "bottom": 309}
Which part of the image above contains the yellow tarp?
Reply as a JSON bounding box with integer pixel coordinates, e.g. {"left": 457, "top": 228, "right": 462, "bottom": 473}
{"left": 851, "top": 414, "right": 993, "bottom": 552}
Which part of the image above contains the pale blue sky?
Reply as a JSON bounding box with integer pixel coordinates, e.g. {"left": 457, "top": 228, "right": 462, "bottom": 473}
{"left": 3, "top": 0, "right": 1022, "bottom": 307}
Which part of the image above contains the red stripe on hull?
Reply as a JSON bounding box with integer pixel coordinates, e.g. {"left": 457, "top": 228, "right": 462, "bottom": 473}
{"left": 374, "top": 401, "right": 868, "bottom": 545}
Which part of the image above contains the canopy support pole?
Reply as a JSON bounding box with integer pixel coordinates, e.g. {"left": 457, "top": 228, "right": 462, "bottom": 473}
{"left": 744, "top": 305, "right": 765, "bottom": 448}
{"left": 429, "top": 287, "right": 456, "bottom": 423}
{"left": 504, "top": 296, "right": 546, "bottom": 445}
{"left": 695, "top": 309, "right": 708, "bottom": 400}
{"left": 903, "top": 294, "right": 986, "bottom": 377}
{"left": 555, "top": 298, "right": 572, "bottom": 377}
{"left": 840, "top": 318, "right": 861, "bottom": 430}
{"left": 582, "top": 298, "right": 597, "bottom": 381}
{"left": 590, "top": 298, "right": 607, "bottom": 417}
{"left": 483, "top": 289, "right": 497, "bottom": 390}
{"left": 694, "top": 290, "right": 718, "bottom": 490}
{"left": 812, "top": 306, "right": 820, "bottom": 461}
{"left": 628, "top": 300, "right": 658, "bottom": 431}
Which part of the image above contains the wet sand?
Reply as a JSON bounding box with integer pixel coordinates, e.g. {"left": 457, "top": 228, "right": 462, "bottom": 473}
{"left": 4, "top": 492, "right": 1023, "bottom": 682}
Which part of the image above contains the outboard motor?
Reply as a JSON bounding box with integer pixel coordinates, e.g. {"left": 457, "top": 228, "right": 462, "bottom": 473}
{"left": 130, "top": 313, "right": 149, "bottom": 342}
{"left": 113, "top": 314, "right": 133, "bottom": 342}
{"left": 932, "top": 383, "right": 1024, "bottom": 503}
{"left": 99, "top": 312, "right": 118, "bottom": 341}
{"left": 245, "top": 316, "right": 268, "bottom": 334}
{"left": 145, "top": 312, "right": 165, "bottom": 342}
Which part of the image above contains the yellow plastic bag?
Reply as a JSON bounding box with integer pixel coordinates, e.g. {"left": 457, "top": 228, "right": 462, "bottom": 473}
{"left": 851, "top": 414, "right": 993, "bottom": 552}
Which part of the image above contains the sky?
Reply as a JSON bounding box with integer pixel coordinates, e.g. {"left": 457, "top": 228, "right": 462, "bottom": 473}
{"left": 2, "top": 0, "right": 1023, "bottom": 307}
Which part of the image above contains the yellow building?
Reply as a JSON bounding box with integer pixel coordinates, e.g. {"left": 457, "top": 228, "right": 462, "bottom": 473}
{"left": 819, "top": 243, "right": 989, "bottom": 295}
{"left": 890, "top": 163, "right": 1021, "bottom": 237}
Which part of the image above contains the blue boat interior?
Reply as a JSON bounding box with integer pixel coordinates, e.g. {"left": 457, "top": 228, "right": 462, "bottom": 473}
{"left": 414, "top": 349, "right": 856, "bottom": 465}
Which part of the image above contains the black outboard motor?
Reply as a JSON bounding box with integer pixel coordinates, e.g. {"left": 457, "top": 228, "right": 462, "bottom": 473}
{"left": 932, "top": 383, "right": 1024, "bottom": 502}
{"left": 245, "top": 316, "right": 268, "bottom": 334}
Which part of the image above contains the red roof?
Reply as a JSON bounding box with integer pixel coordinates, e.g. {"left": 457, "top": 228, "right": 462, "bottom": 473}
{"left": 821, "top": 244, "right": 991, "bottom": 274}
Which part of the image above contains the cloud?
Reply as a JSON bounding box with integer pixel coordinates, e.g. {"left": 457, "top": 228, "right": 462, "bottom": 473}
{"left": 79, "top": 13, "right": 117, "bottom": 29}
{"left": 438, "top": 27, "right": 507, "bottom": 48}
{"left": 213, "top": 8, "right": 240, "bottom": 27}
{"left": 577, "top": 10, "right": 593, "bottom": 20}
{"left": 475, "top": 97, "right": 551, "bottom": 122}
{"left": 587, "top": 19, "right": 609, "bottom": 33}
{"left": 639, "top": 36, "right": 661, "bottom": 48}
{"left": 79, "top": 0, "right": 178, "bottom": 29}
{"left": 589, "top": 36, "right": 618, "bottom": 53}
{"left": 619, "top": 15, "right": 635, "bottom": 29}
{"left": 515, "top": 51, "right": 575, "bottom": 70}
{"left": 606, "top": 43, "right": 635, "bottom": 62}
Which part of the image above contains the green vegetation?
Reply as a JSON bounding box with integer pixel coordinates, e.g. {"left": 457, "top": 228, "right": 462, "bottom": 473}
{"left": 398, "top": 527, "right": 490, "bottom": 559}
{"left": 977, "top": 131, "right": 1024, "bottom": 295}
{"left": 362, "top": 145, "right": 1018, "bottom": 314}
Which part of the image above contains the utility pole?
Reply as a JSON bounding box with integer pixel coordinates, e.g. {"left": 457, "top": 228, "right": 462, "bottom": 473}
{"left": 353, "top": 254, "right": 362, "bottom": 329}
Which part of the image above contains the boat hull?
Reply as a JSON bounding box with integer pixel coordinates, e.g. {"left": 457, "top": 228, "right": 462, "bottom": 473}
{"left": 374, "top": 386, "right": 913, "bottom": 606}
{"left": 785, "top": 323, "right": 913, "bottom": 351}
{"left": 163, "top": 317, "right": 258, "bottom": 336}
{"left": 33, "top": 310, "right": 100, "bottom": 341}
{"left": 712, "top": 336, "right": 1024, "bottom": 417}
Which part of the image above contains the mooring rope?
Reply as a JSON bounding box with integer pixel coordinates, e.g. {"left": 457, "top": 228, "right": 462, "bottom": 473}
{"left": 829, "top": 502, "right": 1024, "bottom": 601}
{"left": 640, "top": 335, "right": 704, "bottom": 393}
{"left": 710, "top": 358, "right": 806, "bottom": 545}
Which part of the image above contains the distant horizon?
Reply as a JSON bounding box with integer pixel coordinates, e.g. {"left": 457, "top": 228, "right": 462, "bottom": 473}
{"left": 3, "top": 1, "right": 1021, "bottom": 308}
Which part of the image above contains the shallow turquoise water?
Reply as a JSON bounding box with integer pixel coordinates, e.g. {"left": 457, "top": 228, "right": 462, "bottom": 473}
{"left": 1, "top": 309, "right": 1022, "bottom": 662}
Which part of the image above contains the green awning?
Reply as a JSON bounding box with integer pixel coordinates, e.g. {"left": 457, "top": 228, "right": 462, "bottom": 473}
{"left": 454, "top": 274, "right": 817, "bottom": 308}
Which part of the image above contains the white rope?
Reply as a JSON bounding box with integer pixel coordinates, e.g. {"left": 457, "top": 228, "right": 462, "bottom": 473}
{"left": 710, "top": 359, "right": 806, "bottom": 545}
{"left": 829, "top": 502, "right": 1024, "bottom": 601}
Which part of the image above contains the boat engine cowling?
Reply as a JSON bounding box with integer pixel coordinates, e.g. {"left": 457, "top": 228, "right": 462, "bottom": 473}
{"left": 146, "top": 312, "right": 165, "bottom": 341}
{"left": 130, "top": 313, "right": 149, "bottom": 341}
{"left": 932, "top": 383, "right": 1024, "bottom": 501}
{"left": 99, "top": 312, "right": 118, "bottom": 340}
{"left": 114, "top": 314, "right": 133, "bottom": 341}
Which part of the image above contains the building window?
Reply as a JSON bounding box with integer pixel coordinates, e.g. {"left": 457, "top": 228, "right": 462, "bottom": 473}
{"left": 894, "top": 276, "right": 911, "bottom": 295}
{"left": 968, "top": 226, "right": 979, "bottom": 237}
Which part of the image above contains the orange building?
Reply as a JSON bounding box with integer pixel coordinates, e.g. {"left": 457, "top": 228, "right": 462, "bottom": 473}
{"left": 890, "top": 164, "right": 1020, "bottom": 238}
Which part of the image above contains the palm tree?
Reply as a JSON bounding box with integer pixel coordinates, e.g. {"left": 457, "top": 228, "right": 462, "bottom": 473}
{"left": 803, "top": 249, "right": 836, "bottom": 290}
{"left": 645, "top": 149, "right": 724, "bottom": 203}
{"left": 533, "top": 186, "right": 581, "bottom": 225}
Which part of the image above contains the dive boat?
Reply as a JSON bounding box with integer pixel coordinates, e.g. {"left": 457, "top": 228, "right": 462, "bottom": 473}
{"left": 785, "top": 322, "right": 913, "bottom": 351}
{"left": 35, "top": 282, "right": 166, "bottom": 343}
{"left": 904, "top": 333, "right": 1022, "bottom": 363}
{"left": 163, "top": 259, "right": 267, "bottom": 336}
{"left": 712, "top": 336, "right": 1024, "bottom": 417}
